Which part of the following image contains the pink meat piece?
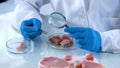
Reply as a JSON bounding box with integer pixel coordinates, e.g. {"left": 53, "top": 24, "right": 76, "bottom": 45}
{"left": 39, "top": 57, "right": 70, "bottom": 68}
{"left": 61, "top": 34, "right": 74, "bottom": 45}
{"left": 81, "top": 54, "right": 105, "bottom": 68}
{"left": 16, "top": 42, "right": 25, "bottom": 51}
{"left": 60, "top": 39, "right": 71, "bottom": 47}
{"left": 82, "top": 60, "right": 105, "bottom": 68}
{"left": 49, "top": 35, "right": 62, "bottom": 45}
{"left": 75, "top": 60, "right": 82, "bottom": 68}
{"left": 70, "top": 38, "right": 74, "bottom": 44}
{"left": 69, "top": 63, "right": 74, "bottom": 68}
{"left": 49, "top": 34, "right": 74, "bottom": 47}
{"left": 64, "top": 55, "right": 73, "bottom": 61}
{"left": 74, "top": 59, "right": 105, "bottom": 68}
{"left": 62, "top": 34, "right": 71, "bottom": 40}
{"left": 84, "top": 54, "right": 94, "bottom": 61}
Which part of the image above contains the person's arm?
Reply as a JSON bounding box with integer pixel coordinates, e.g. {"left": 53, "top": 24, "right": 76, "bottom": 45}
{"left": 100, "top": 30, "right": 120, "bottom": 53}
{"left": 13, "top": 0, "right": 50, "bottom": 32}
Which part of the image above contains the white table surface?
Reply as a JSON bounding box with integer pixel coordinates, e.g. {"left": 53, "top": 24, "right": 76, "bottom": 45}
{"left": 0, "top": 3, "right": 120, "bottom": 68}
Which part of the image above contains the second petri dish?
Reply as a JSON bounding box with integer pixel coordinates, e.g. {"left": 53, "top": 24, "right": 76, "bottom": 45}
{"left": 6, "top": 37, "right": 34, "bottom": 54}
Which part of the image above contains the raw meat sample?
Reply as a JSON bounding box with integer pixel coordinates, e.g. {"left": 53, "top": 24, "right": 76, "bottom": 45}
{"left": 75, "top": 60, "right": 82, "bottom": 68}
{"left": 39, "top": 54, "right": 105, "bottom": 68}
{"left": 40, "top": 57, "right": 70, "bottom": 68}
{"left": 49, "top": 35, "right": 62, "bottom": 45}
{"left": 84, "top": 54, "right": 94, "bottom": 61}
{"left": 49, "top": 34, "right": 73, "bottom": 48}
{"left": 69, "top": 63, "right": 74, "bottom": 68}
{"left": 60, "top": 39, "right": 71, "bottom": 47}
{"left": 77, "top": 54, "right": 105, "bottom": 68}
{"left": 61, "top": 34, "right": 70, "bottom": 40}
{"left": 82, "top": 60, "right": 105, "bottom": 68}
{"left": 16, "top": 42, "right": 25, "bottom": 51}
{"left": 61, "top": 34, "right": 73, "bottom": 45}
{"left": 64, "top": 55, "right": 73, "bottom": 61}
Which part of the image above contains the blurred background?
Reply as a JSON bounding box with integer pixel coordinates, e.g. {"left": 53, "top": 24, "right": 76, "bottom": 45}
{"left": 0, "top": 0, "right": 15, "bottom": 31}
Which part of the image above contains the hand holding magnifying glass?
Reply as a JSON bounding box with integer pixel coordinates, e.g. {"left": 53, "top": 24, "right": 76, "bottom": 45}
{"left": 48, "top": 12, "right": 69, "bottom": 28}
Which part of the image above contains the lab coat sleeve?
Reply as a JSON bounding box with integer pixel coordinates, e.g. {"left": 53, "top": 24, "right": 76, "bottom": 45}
{"left": 100, "top": 30, "right": 120, "bottom": 53}
{"left": 13, "top": 0, "right": 50, "bottom": 32}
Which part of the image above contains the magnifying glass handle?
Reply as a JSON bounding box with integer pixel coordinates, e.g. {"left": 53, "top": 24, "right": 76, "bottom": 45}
{"left": 64, "top": 24, "right": 69, "bottom": 28}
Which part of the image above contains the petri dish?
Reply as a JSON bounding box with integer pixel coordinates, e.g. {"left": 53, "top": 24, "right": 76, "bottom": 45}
{"left": 47, "top": 33, "right": 76, "bottom": 50}
{"left": 6, "top": 37, "right": 34, "bottom": 54}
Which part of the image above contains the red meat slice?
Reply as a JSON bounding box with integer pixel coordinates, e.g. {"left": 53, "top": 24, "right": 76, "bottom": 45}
{"left": 40, "top": 57, "right": 70, "bottom": 68}
{"left": 69, "top": 39, "right": 73, "bottom": 44}
{"left": 49, "top": 35, "right": 62, "bottom": 45}
{"left": 84, "top": 54, "right": 94, "bottom": 61}
{"left": 69, "top": 63, "right": 74, "bottom": 68}
{"left": 62, "top": 34, "right": 71, "bottom": 40}
{"left": 16, "top": 42, "right": 25, "bottom": 51}
{"left": 82, "top": 60, "right": 105, "bottom": 68}
{"left": 49, "top": 34, "right": 74, "bottom": 47}
{"left": 64, "top": 55, "right": 73, "bottom": 61}
{"left": 60, "top": 39, "right": 71, "bottom": 47}
{"left": 61, "top": 34, "right": 74, "bottom": 46}
{"left": 75, "top": 60, "right": 82, "bottom": 68}
{"left": 81, "top": 54, "right": 105, "bottom": 68}
{"left": 74, "top": 58, "right": 105, "bottom": 68}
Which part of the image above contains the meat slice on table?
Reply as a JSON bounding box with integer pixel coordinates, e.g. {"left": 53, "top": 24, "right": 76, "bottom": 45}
{"left": 82, "top": 60, "right": 105, "bottom": 68}
{"left": 39, "top": 54, "right": 105, "bottom": 68}
{"left": 84, "top": 53, "right": 94, "bottom": 61}
{"left": 81, "top": 54, "right": 105, "bottom": 68}
{"left": 40, "top": 57, "right": 70, "bottom": 68}
{"left": 64, "top": 55, "right": 73, "bottom": 61}
{"left": 75, "top": 60, "right": 82, "bottom": 68}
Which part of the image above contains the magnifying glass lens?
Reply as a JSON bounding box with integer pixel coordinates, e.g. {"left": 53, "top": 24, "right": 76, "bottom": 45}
{"left": 48, "top": 12, "right": 67, "bottom": 28}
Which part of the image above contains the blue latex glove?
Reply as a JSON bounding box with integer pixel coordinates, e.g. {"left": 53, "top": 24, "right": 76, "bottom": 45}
{"left": 64, "top": 27, "right": 101, "bottom": 52}
{"left": 20, "top": 18, "right": 42, "bottom": 39}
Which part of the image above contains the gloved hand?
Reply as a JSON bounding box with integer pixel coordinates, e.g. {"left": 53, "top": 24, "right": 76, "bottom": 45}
{"left": 20, "top": 18, "right": 42, "bottom": 39}
{"left": 64, "top": 27, "right": 101, "bottom": 52}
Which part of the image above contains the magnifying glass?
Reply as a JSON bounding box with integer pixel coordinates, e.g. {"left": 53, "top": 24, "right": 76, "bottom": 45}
{"left": 48, "top": 12, "right": 69, "bottom": 28}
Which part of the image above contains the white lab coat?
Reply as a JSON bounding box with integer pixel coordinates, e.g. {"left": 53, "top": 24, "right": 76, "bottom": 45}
{"left": 14, "top": 0, "right": 120, "bottom": 53}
